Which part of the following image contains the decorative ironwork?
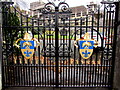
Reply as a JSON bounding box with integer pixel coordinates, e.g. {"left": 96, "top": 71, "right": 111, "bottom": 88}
{"left": 1, "top": 0, "right": 117, "bottom": 88}
{"left": 43, "top": 0, "right": 70, "bottom": 13}
{"left": 43, "top": 2, "right": 55, "bottom": 13}
{"left": 58, "top": 2, "right": 70, "bottom": 12}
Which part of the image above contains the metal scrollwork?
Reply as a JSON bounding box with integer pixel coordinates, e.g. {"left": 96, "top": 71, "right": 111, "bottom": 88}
{"left": 58, "top": 2, "right": 70, "bottom": 12}
{"left": 43, "top": 2, "right": 55, "bottom": 13}
{"left": 43, "top": 0, "right": 70, "bottom": 13}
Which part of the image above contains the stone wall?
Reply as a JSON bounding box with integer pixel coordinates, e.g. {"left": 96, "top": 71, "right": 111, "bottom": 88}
{"left": 113, "top": 2, "right": 120, "bottom": 90}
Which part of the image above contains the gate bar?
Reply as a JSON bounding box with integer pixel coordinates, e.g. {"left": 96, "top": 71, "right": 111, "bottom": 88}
{"left": 55, "top": 6, "right": 59, "bottom": 87}
{"left": 0, "top": 2, "right": 2, "bottom": 90}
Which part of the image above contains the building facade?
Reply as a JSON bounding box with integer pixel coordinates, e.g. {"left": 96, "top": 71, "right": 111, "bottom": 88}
{"left": 30, "top": 0, "right": 45, "bottom": 18}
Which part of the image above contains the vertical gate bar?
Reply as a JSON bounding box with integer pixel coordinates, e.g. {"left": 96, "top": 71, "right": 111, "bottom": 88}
{"left": 111, "top": 10, "right": 115, "bottom": 48}
{"left": 76, "top": 19, "right": 79, "bottom": 86}
{"left": 52, "top": 41, "right": 55, "bottom": 86}
{"left": 89, "top": 50, "right": 92, "bottom": 86}
{"left": 64, "top": 17, "right": 66, "bottom": 86}
{"left": 37, "top": 19, "right": 41, "bottom": 86}
{"left": 90, "top": 14, "right": 93, "bottom": 86}
{"left": 8, "top": 5, "right": 11, "bottom": 86}
{"left": 0, "top": 2, "right": 3, "bottom": 89}
{"left": 105, "top": 9, "right": 108, "bottom": 47}
{"left": 48, "top": 17, "right": 52, "bottom": 86}
{"left": 8, "top": 4, "right": 14, "bottom": 86}
{"left": 100, "top": 4, "right": 106, "bottom": 87}
{"left": 15, "top": 8, "right": 21, "bottom": 86}
{"left": 26, "top": 16, "right": 29, "bottom": 86}
{"left": 60, "top": 26, "right": 62, "bottom": 86}
{"left": 107, "top": 6, "right": 112, "bottom": 87}
{"left": 15, "top": 29, "right": 18, "bottom": 86}
{"left": 46, "top": 27, "right": 48, "bottom": 86}
{"left": 105, "top": 8, "right": 109, "bottom": 87}
{"left": 79, "top": 18, "right": 82, "bottom": 86}
{"left": 110, "top": 8, "right": 114, "bottom": 86}
{"left": 3, "top": 5, "right": 7, "bottom": 86}
{"left": 44, "top": 17, "right": 47, "bottom": 87}
{"left": 55, "top": 6, "right": 59, "bottom": 87}
{"left": 106, "top": 6, "right": 110, "bottom": 87}
{"left": 33, "top": 19, "right": 37, "bottom": 86}
{"left": 47, "top": 18, "right": 49, "bottom": 86}
{"left": 20, "top": 13, "right": 23, "bottom": 86}
{"left": 8, "top": 5, "right": 12, "bottom": 86}
{"left": 35, "top": 19, "right": 38, "bottom": 86}
{"left": 110, "top": 2, "right": 119, "bottom": 90}
{"left": 90, "top": 11, "right": 94, "bottom": 86}
{"left": 23, "top": 41, "right": 26, "bottom": 85}
{"left": 84, "top": 16, "right": 88, "bottom": 86}
{"left": 20, "top": 13, "right": 25, "bottom": 65}
{"left": 21, "top": 14, "right": 26, "bottom": 86}
{"left": 26, "top": 16, "right": 29, "bottom": 64}
{"left": 29, "top": 21, "right": 32, "bottom": 85}
{"left": 52, "top": 24, "right": 55, "bottom": 86}
{"left": 32, "top": 18, "right": 36, "bottom": 86}
{"left": 96, "top": 6, "right": 100, "bottom": 87}
{"left": 102, "top": 4, "right": 107, "bottom": 86}
{"left": 43, "top": 15, "right": 45, "bottom": 87}
{"left": 73, "top": 19, "right": 76, "bottom": 86}
{"left": 63, "top": 19, "right": 65, "bottom": 87}
{"left": 86, "top": 16, "right": 88, "bottom": 32}
{"left": 30, "top": 18, "right": 33, "bottom": 86}
{"left": 2, "top": 4, "right": 6, "bottom": 88}
{"left": 65, "top": 18, "right": 68, "bottom": 86}
{"left": 89, "top": 13, "right": 93, "bottom": 86}
{"left": 70, "top": 19, "right": 73, "bottom": 86}
{"left": 8, "top": 7, "right": 11, "bottom": 85}
{"left": 4, "top": 4, "right": 11, "bottom": 86}
{"left": 91, "top": 12, "right": 94, "bottom": 86}
{"left": 74, "top": 19, "right": 77, "bottom": 86}
{"left": 61, "top": 19, "right": 63, "bottom": 86}
{"left": 68, "top": 14, "right": 71, "bottom": 87}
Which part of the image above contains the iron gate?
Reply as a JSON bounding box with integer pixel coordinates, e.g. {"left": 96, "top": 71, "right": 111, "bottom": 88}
{"left": 1, "top": 0, "right": 117, "bottom": 88}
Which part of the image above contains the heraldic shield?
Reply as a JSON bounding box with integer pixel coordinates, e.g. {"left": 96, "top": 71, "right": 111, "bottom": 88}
{"left": 20, "top": 41, "right": 34, "bottom": 59}
{"left": 79, "top": 41, "right": 94, "bottom": 59}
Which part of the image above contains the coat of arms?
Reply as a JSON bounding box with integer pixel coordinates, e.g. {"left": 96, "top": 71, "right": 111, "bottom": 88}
{"left": 74, "top": 32, "right": 98, "bottom": 59}
{"left": 14, "top": 32, "right": 40, "bottom": 59}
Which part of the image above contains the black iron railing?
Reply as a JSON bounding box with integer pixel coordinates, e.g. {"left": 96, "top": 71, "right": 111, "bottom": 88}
{"left": 1, "top": 0, "right": 117, "bottom": 88}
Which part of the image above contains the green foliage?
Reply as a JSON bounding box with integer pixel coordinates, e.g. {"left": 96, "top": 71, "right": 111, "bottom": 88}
{"left": 8, "top": 13, "right": 20, "bottom": 26}
{"left": 2, "top": 5, "right": 25, "bottom": 42}
{"left": 2, "top": 6, "right": 22, "bottom": 55}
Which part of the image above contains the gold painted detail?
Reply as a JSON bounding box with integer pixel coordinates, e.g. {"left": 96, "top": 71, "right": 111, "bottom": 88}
{"left": 74, "top": 32, "right": 98, "bottom": 59}
{"left": 14, "top": 32, "right": 40, "bottom": 59}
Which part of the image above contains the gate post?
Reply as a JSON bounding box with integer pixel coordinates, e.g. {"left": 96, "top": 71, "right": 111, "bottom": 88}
{"left": 113, "top": 1, "right": 120, "bottom": 90}
{"left": 0, "top": 2, "right": 2, "bottom": 90}
{"left": 55, "top": 6, "right": 59, "bottom": 87}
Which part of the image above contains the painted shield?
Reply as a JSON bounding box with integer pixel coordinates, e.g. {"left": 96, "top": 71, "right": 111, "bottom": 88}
{"left": 20, "top": 41, "right": 34, "bottom": 59}
{"left": 79, "top": 40, "right": 94, "bottom": 59}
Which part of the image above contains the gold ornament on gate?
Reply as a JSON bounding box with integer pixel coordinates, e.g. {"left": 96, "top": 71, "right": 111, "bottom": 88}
{"left": 74, "top": 32, "right": 98, "bottom": 59}
{"left": 14, "top": 32, "right": 40, "bottom": 59}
